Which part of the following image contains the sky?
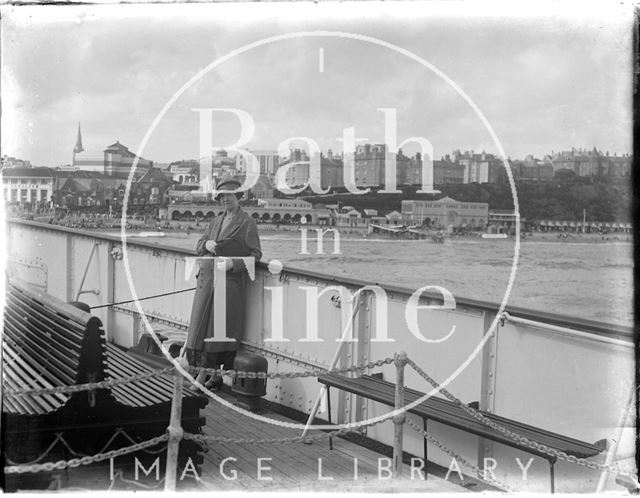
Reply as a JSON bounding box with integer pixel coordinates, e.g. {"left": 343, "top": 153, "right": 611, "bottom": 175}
{"left": 1, "top": 1, "right": 634, "bottom": 167}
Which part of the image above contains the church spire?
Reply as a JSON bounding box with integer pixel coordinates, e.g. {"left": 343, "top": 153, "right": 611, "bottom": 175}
{"left": 74, "top": 122, "right": 84, "bottom": 154}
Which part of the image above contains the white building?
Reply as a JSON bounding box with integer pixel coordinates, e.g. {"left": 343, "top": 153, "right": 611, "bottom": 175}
{"left": 169, "top": 160, "right": 200, "bottom": 186}
{"left": 1, "top": 155, "right": 32, "bottom": 169}
{"left": 236, "top": 150, "right": 281, "bottom": 175}
{"left": 2, "top": 167, "right": 56, "bottom": 207}
{"left": 72, "top": 151, "right": 105, "bottom": 173}
{"left": 71, "top": 123, "right": 103, "bottom": 173}
{"left": 259, "top": 198, "right": 312, "bottom": 209}
{"left": 401, "top": 196, "right": 488, "bottom": 228}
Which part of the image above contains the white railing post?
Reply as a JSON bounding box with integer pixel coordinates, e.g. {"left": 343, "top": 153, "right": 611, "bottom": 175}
{"left": 75, "top": 242, "right": 98, "bottom": 301}
{"left": 164, "top": 372, "right": 184, "bottom": 491}
{"left": 392, "top": 351, "right": 407, "bottom": 478}
{"left": 300, "top": 293, "right": 363, "bottom": 440}
{"left": 595, "top": 383, "right": 636, "bottom": 492}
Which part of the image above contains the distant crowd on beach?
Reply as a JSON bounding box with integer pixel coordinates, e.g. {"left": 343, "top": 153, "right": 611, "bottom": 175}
{"left": 9, "top": 209, "right": 631, "bottom": 243}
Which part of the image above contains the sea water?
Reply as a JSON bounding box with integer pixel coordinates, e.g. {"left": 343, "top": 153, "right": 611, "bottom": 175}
{"left": 124, "top": 230, "right": 634, "bottom": 327}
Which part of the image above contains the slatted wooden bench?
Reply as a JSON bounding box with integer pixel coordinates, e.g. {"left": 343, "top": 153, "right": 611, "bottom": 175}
{"left": 318, "top": 373, "right": 604, "bottom": 493}
{"left": 2, "top": 281, "right": 207, "bottom": 488}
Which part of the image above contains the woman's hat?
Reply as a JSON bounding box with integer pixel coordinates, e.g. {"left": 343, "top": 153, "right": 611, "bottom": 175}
{"left": 214, "top": 177, "right": 243, "bottom": 200}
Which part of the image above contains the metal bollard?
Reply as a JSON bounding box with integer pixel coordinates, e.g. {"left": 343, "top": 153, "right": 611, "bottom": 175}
{"left": 392, "top": 351, "right": 408, "bottom": 478}
{"left": 231, "top": 352, "right": 268, "bottom": 412}
{"left": 164, "top": 373, "right": 184, "bottom": 491}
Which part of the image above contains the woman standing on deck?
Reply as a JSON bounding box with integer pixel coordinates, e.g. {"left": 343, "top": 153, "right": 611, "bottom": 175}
{"left": 185, "top": 177, "right": 262, "bottom": 389}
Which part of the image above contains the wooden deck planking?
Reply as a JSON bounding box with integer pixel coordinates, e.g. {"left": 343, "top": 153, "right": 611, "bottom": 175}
{"left": 196, "top": 390, "right": 467, "bottom": 492}
{"left": 200, "top": 399, "right": 312, "bottom": 487}
{"left": 202, "top": 396, "right": 367, "bottom": 481}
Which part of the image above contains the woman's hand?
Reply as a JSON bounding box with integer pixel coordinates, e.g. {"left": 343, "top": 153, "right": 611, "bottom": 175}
{"left": 204, "top": 240, "right": 217, "bottom": 254}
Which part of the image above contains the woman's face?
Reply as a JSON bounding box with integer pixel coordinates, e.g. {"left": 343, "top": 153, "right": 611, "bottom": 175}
{"left": 219, "top": 192, "right": 239, "bottom": 212}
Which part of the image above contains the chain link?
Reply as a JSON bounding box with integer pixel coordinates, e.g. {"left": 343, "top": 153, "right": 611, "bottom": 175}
{"left": 196, "top": 356, "right": 396, "bottom": 380}
{"left": 4, "top": 350, "right": 634, "bottom": 488}
{"left": 3, "top": 367, "right": 177, "bottom": 397}
{"left": 4, "top": 433, "right": 67, "bottom": 466}
{"left": 405, "top": 357, "right": 638, "bottom": 481}
{"left": 405, "top": 418, "right": 518, "bottom": 492}
{"left": 4, "top": 434, "right": 169, "bottom": 474}
{"left": 4, "top": 357, "right": 396, "bottom": 398}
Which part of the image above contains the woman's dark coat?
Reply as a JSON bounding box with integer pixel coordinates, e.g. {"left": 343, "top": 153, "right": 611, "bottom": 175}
{"left": 186, "top": 209, "right": 261, "bottom": 355}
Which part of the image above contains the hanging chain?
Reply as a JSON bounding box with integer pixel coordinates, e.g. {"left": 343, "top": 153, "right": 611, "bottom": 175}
{"left": 405, "top": 418, "right": 518, "bottom": 493}
{"left": 4, "top": 434, "right": 169, "bottom": 474}
{"left": 4, "top": 357, "right": 396, "bottom": 398}
{"left": 405, "top": 357, "right": 638, "bottom": 481}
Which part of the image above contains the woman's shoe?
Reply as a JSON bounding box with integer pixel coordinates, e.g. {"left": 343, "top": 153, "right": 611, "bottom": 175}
{"left": 204, "top": 376, "right": 224, "bottom": 391}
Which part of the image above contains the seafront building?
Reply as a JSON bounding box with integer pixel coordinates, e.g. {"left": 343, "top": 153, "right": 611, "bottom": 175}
{"left": 1, "top": 167, "right": 56, "bottom": 207}
{"left": 401, "top": 196, "right": 489, "bottom": 229}
{"left": 2, "top": 128, "right": 632, "bottom": 230}
{"left": 277, "top": 149, "right": 345, "bottom": 190}
{"left": 235, "top": 149, "right": 281, "bottom": 175}
{"left": 551, "top": 147, "right": 631, "bottom": 177}
{"left": 534, "top": 220, "right": 632, "bottom": 233}
{"left": 487, "top": 210, "right": 526, "bottom": 234}
{"left": 169, "top": 160, "right": 200, "bottom": 186}
{"left": 73, "top": 137, "right": 154, "bottom": 179}
{"left": 1, "top": 155, "right": 32, "bottom": 169}
{"left": 432, "top": 158, "right": 465, "bottom": 184}
{"left": 451, "top": 150, "right": 503, "bottom": 184}
{"left": 54, "top": 168, "right": 172, "bottom": 210}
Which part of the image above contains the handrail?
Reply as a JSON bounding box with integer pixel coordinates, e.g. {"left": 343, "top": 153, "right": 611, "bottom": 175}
{"left": 8, "top": 218, "right": 633, "bottom": 341}
{"left": 500, "top": 312, "right": 633, "bottom": 348}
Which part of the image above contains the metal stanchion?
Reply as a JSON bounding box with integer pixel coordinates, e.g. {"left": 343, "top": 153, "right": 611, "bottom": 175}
{"left": 392, "top": 351, "right": 407, "bottom": 478}
{"left": 300, "top": 294, "right": 363, "bottom": 441}
{"left": 164, "top": 372, "right": 184, "bottom": 491}
{"left": 595, "top": 383, "right": 636, "bottom": 493}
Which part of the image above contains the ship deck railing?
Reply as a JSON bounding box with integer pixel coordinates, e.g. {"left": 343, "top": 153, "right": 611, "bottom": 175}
{"left": 4, "top": 218, "right": 636, "bottom": 493}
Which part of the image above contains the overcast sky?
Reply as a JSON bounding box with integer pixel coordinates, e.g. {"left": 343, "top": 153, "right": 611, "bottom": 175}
{"left": 1, "top": 2, "right": 633, "bottom": 167}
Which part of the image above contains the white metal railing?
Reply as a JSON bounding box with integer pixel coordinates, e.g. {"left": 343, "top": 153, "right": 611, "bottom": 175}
{"left": 500, "top": 312, "right": 632, "bottom": 349}
{"left": 5, "top": 218, "right": 636, "bottom": 492}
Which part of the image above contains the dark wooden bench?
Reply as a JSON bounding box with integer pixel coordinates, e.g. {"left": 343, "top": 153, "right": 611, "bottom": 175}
{"left": 319, "top": 373, "right": 604, "bottom": 493}
{"left": 2, "top": 281, "right": 208, "bottom": 489}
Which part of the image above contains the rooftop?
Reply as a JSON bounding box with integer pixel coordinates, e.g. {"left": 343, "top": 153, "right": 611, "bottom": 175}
{"left": 2, "top": 167, "right": 55, "bottom": 178}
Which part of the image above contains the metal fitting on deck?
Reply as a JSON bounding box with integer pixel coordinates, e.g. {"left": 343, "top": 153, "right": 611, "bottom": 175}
{"left": 110, "top": 247, "right": 123, "bottom": 260}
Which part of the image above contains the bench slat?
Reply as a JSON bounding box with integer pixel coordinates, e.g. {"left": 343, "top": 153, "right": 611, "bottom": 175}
{"left": 8, "top": 287, "right": 90, "bottom": 332}
{"left": 7, "top": 293, "right": 85, "bottom": 352}
{"left": 3, "top": 319, "right": 78, "bottom": 385}
{"left": 105, "top": 345, "right": 176, "bottom": 406}
{"left": 319, "top": 374, "right": 601, "bottom": 460}
{"left": 3, "top": 344, "right": 68, "bottom": 414}
{"left": 3, "top": 312, "right": 79, "bottom": 382}
{"left": 2, "top": 373, "right": 48, "bottom": 416}
{"left": 363, "top": 375, "right": 600, "bottom": 457}
{"left": 8, "top": 289, "right": 88, "bottom": 334}
{"left": 3, "top": 282, "right": 203, "bottom": 420}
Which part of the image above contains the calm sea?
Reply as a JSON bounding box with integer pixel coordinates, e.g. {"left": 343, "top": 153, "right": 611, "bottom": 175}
{"left": 126, "top": 230, "right": 634, "bottom": 327}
